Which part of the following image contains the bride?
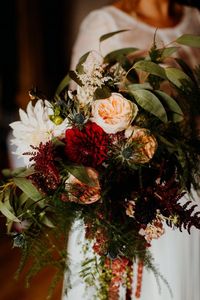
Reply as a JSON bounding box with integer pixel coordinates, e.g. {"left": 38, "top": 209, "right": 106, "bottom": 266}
{"left": 63, "top": 0, "right": 200, "bottom": 299}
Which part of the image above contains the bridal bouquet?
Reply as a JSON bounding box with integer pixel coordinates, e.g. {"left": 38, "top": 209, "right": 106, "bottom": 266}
{"left": 1, "top": 31, "right": 200, "bottom": 299}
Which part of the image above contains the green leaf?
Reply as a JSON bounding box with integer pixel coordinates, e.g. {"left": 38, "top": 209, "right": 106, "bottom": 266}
{"left": 0, "top": 201, "right": 20, "bottom": 222}
{"left": 100, "top": 29, "right": 129, "bottom": 43}
{"left": 13, "top": 177, "right": 42, "bottom": 201}
{"left": 1, "top": 169, "right": 12, "bottom": 177}
{"left": 11, "top": 167, "right": 27, "bottom": 177}
{"left": 155, "top": 90, "right": 184, "bottom": 122}
{"left": 94, "top": 86, "right": 111, "bottom": 100}
{"left": 3, "top": 167, "right": 34, "bottom": 179}
{"left": 41, "top": 216, "right": 55, "bottom": 228}
{"left": 104, "top": 47, "right": 138, "bottom": 63}
{"left": 76, "top": 51, "right": 90, "bottom": 73}
{"left": 127, "top": 83, "right": 152, "bottom": 91}
{"left": 65, "top": 165, "right": 96, "bottom": 187}
{"left": 129, "top": 88, "right": 168, "bottom": 123}
{"left": 68, "top": 70, "right": 83, "bottom": 86}
{"left": 18, "top": 192, "right": 29, "bottom": 206}
{"left": 165, "top": 67, "right": 192, "bottom": 88}
{"left": 15, "top": 167, "right": 36, "bottom": 178}
{"left": 175, "top": 34, "right": 200, "bottom": 48}
{"left": 158, "top": 135, "right": 175, "bottom": 153}
{"left": 54, "top": 74, "right": 71, "bottom": 98}
{"left": 133, "top": 61, "right": 167, "bottom": 79}
{"left": 175, "top": 58, "right": 195, "bottom": 80}
{"left": 159, "top": 47, "right": 179, "bottom": 60}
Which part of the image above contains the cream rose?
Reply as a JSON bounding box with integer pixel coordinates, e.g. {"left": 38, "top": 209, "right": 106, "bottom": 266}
{"left": 91, "top": 93, "right": 138, "bottom": 134}
{"left": 125, "top": 126, "right": 157, "bottom": 163}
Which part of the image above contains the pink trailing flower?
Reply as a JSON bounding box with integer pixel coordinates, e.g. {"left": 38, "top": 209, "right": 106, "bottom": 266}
{"left": 64, "top": 167, "right": 101, "bottom": 204}
{"left": 139, "top": 218, "right": 165, "bottom": 244}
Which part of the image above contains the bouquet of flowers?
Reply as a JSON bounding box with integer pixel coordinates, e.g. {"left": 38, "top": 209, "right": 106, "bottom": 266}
{"left": 1, "top": 31, "right": 200, "bottom": 299}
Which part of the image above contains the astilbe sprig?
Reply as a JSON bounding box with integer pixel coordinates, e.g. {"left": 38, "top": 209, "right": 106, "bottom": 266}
{"left": 26, "top": 142, "right": 61, "bottom": 193}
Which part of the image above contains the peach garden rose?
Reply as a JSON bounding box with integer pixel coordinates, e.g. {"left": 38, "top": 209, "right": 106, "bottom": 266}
{"left": 91, "top": 93, "right": 138, "bottom": 134}
{"left": 125, "top": 126, "right": 157, "bottom": 163}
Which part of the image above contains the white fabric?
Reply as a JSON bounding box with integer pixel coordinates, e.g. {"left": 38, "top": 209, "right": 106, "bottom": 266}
{"left": 70, "top": 5, "right": 200, "bottom": 70}
{"left": 63, "top": 5, "right": 200, "bottom": 300}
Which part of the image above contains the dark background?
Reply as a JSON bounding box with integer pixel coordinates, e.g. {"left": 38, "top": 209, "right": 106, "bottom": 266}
{"left": 0, "top": 0, "right": 111, "bottom": 170}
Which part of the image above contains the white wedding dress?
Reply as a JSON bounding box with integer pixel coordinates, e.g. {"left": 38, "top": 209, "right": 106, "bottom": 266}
{"left": 62, "top": 5, "right": 200, "bottom": 300}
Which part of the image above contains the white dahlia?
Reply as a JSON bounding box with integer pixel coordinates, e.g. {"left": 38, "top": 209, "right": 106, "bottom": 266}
{"left": 10, "top": 99, "right": 68, "bottom": 166}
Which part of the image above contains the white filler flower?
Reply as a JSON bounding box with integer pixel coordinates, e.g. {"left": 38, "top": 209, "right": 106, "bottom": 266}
{"left": 10, "top": 99, "right": 68, "bottom": 165}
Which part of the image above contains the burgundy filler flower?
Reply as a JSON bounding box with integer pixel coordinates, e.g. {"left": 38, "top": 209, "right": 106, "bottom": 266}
{"left": 65, "top": 122, "right": 109, "bottom": 167}
{"left": 28, "top": 142, "right": 61, "bottom": 193}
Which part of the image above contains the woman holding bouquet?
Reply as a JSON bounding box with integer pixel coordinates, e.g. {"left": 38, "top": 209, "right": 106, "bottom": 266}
{"left": 64, "top": 0, "right": 200, "bottom": 300}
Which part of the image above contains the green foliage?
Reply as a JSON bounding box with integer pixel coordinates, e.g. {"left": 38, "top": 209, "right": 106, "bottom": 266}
{"left": 165, "top": 67, "right": 193, "bottom": 89}
{"left": 75, "top": 51, "right": 91, "bottom": 74}
{"left": 128, "top": 88, "right": 168, "bottom": 123}
{"left": 94, "top": 85, "right": 111, "bottom": 100}
{"left": 13, "top": 177, "right": 43, "bottom": 201}
{"left": 104, "top": 47, "right": 138, "bottom": 64}
{"left": 133, "top": 60, "right": 167, "bottom": 79}
{"left": 175, "top": 34, "right": 200, "bottom": 48}
{"left": 54, "top": 74, "right": 71, "bottom": 99}
{"left": 68, "top": 70, "right": 83, "bottom": 86}
{"left": 99, "top": 29, "right": 129, "bottom": 43}
{"left": 155, "top": 91, "right": 184, "bottom": 122}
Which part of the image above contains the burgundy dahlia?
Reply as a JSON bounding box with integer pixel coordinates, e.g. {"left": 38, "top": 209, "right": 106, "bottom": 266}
{"left": 65, "top": 122, "right": 109, "bottom": 167}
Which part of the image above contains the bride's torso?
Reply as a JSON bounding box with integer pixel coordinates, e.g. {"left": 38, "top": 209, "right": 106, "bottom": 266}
{"left": 71, "top": 5, "right": 200, "bottom": 70}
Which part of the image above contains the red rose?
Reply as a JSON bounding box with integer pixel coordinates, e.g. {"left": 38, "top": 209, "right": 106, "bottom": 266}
{"left": 65, "top": 122, "right": 109, "bottom": 167}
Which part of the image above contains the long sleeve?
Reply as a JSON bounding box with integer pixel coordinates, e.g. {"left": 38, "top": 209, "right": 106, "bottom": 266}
{"left": 70, "top": 9, "right": 120, "bottom": 70}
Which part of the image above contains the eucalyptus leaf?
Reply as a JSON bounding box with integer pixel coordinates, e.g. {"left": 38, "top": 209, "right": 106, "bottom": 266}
{"left": 129, "top": 88, "right": 168, "bottom": 123}
{"left": 104, "top": 47, "right": 138, "bottom": 63}
{"left": 11, "top": 167, "right": 27, "bottom": 177}
{"left": 165, "top": 67, "right": 192, "bottom": 88}
{"left": 158, "top": 135, "right": 175, "bottom": 153}
{"left": 175, "top": 34, "right": 200, "bottom": 48}
{"left": 94, "top": 86, "right": 111, "bottom": 100}
{"left": 19, "top": 192, "right": 29, "bottom": 206}
{"left": 155, "top": 91, "right": 184, "bottom": 122}
{"left": 55, "top": 74, "right": 71, "bottom": 98}
{"left": 69, "top": 70, "right": 83, "bottom": 87}
{"left": 65, "top": 165, "right": 96, "bottom": 187}
{"left": 15, "top": 167, "right": 36, "bottom": 178}
{"left": 159, "top": 47, "right": 179, "bottom": 60}
{"left": 0, "top": 202, "right": 20, "bottom": 222}
{"left": 100, "top": 29, "right": 129, "bottom": 43}
{"left": 2, "top": 169, "right": 12, "bottom": 177}
{"left": 6, "top": 220, "right": 14, "bottom": 234}
{"left": 175, "top": 58, "right": 195, "bottom": 80}
{"left": 133, "top": 60, "right": 167, "bottom": 79}
{"left": 76, "top": 51, "right": 91, "bottom": 73}
{"left": 41, "top": 216, "right": 55, "bottom": 228}
{"left": 127, "top": 83, "right": 152, "bottom": 91}
{"left": 13, "top": 177, "right": 42, "bottom": 201}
